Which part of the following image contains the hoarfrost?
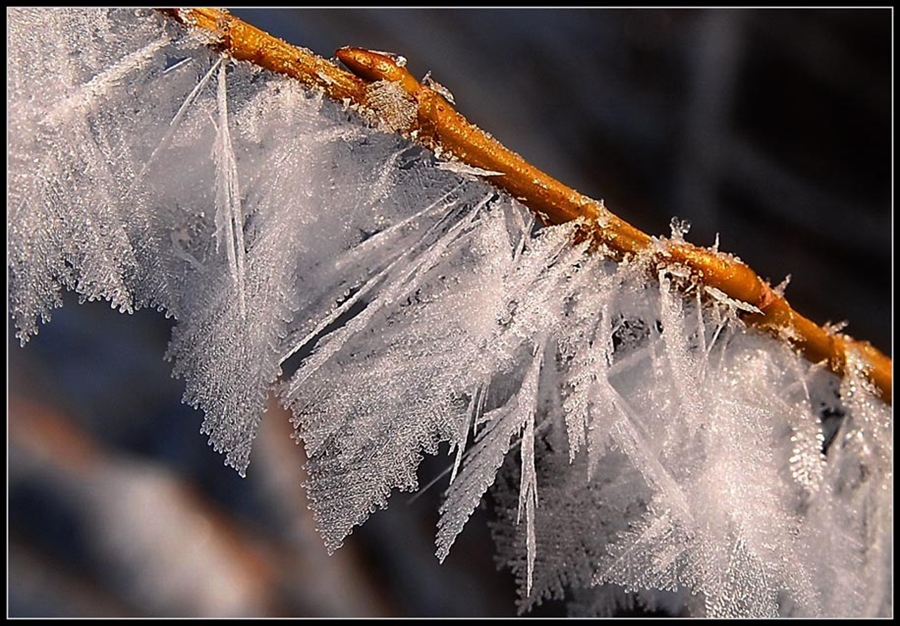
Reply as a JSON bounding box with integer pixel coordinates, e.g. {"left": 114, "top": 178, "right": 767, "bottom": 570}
{"left": 435, "top": 160, "right": 505, "bottom": 181}
{"left": 422, "top": 71, "right": 456, "bottom": 105}
{"left": 364, "top": 79, "right": 417, "bottom": 133}
{"left": 7, "top": 8, "right": 892, "bottom": 617}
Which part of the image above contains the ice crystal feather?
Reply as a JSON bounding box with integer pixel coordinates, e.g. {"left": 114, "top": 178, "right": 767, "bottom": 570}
{"left": 7, "top": 8, "right": 891, "bottom": 617}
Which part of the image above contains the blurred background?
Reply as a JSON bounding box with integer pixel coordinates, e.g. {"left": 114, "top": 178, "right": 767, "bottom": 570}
{"left": 8, "top": 8, "right": 891, "bottom": 617}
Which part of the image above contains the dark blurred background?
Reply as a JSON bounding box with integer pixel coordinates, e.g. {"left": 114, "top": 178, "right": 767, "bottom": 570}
{"left": 8, "top": 8, "right": 892, "bottom": 617}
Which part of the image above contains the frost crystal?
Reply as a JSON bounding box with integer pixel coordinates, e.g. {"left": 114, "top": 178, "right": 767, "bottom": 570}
{"left": 364, "top": 79, "right": 418, "bottom": 133}
{"left": 7, "top": 8, "right": 892, "bottom": 617}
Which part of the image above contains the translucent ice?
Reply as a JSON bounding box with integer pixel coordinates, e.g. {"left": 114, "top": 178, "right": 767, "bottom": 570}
{"left": 7, "top": 8, "right": 892, "bottom": 617}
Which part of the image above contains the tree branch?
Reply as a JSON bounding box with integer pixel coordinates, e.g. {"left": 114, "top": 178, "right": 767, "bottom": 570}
{"left": 161, "top": 8, "right": 891, "bottom": 404}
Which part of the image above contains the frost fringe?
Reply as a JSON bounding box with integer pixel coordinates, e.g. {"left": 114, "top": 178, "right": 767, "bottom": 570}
{"left": 7, "top": 8, "right": 892, "bottom": 617}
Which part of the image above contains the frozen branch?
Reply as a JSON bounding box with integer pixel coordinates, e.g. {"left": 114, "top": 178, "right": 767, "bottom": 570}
{"left": 162, "top": 8, "right": 891, "bottom": 403}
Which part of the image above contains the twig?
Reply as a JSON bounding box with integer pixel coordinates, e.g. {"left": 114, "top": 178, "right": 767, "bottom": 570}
{"left": 160, "top": 8, "right": 891, "bottom": 404}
